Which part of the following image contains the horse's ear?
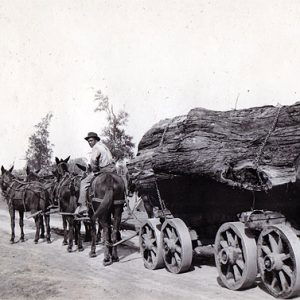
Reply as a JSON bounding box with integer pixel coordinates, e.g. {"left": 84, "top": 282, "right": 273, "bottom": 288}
{"left": 64, "top": 156, "right": 70, "bottom": 163}
{"left": 26, "top": 166, "right": 30, "bottom": 175}
{"left": 76, "top": 163, "right": 86, "bottom": 172}
{"left": 55, "top": 157, "right": 60, "bottom": 165}
{"left": 9, "top": 165, "right": 14, "bottom": 173}
{"left": 1, "top": 166, "right": 5, "bottom": 174}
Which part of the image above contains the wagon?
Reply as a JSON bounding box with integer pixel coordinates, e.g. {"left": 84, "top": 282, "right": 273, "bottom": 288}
{"left": 136, "top": 179, "right": 300, "bottom": 299}
{"left": 128, "top": 103, "right": 300, "bottom": 299}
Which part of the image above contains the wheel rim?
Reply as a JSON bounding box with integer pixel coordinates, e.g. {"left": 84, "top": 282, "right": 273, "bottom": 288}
{"left": 161, "top": 218, "right": 193, "bottom": 274}
{"left": 215, "top": 222, "right": 257, "bottom": 290}
{"left": 257, "top": 224, "right": 300, "bottom": 298}
{"left": 139, "top": 218, "right": 164, "bottom": 270}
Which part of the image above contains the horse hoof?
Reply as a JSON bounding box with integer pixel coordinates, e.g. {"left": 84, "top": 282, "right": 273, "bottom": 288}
{"left": 62, "top": 241, "right": 68, "bottom": 246}
{"left": 67, "top": 247, "right": 72, "bottom": 253}
{"left": 112, "top": 257, "right": 119, "bottom": 263}
{"left": 47, "top": 239, "right": 51, "bottom": 244}
{"left": 20, "top": 238, "right": 25, "bottom": 243}
{"left": 34, "top": 240, "right": 38, "bottom": 244}
{"left": 40, "top": 234, "right": 45, "bottom": 239}
{"left": 78, "top": 247, "right": 84, "bottom": 252}
{"left": 103, "top": 258, "right": 113, "bottom": 266}
{"left": 89, "top": 252, "right": 96, "bottom": 258}
{"left": 10, "top": 240, "right": 14, "bottom": 244}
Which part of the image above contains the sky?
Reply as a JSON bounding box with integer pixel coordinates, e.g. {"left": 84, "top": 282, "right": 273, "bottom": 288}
{"left": 1, "top": 0, "right": 300, "bottom": 169}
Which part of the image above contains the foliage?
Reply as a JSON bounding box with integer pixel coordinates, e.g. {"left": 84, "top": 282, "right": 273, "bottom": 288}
{"left": 25, "top": 113, "right": 54, "bottom": 171}
{"left": 94, "top": 90, "right": 135, "bottom": 160}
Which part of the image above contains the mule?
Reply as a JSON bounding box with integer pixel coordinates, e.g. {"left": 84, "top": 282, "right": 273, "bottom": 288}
{"left": 1, "top": 165, "right": 51, "bottom": 244}
{"left": 55, "top": 156, "right": 84, "bottom": 252}
{"left": 88, "top": 169, "right": 125, "bottom": 266}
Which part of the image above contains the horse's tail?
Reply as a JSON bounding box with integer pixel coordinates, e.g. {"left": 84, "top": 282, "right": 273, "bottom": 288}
{"left": 93, "top": 174, "right": 114, "bottom": 219}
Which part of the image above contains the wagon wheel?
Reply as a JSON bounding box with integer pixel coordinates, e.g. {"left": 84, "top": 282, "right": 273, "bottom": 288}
{"left": 161, "top": 218, "right": 193, "bottom": 274}
{"left": 257, "top": 224, "right": 300, "bottom": 298}
{"left": 139, "top": 218, "right": 165, "bottom": 270}
{"left": 214, "top": 222, "right": 257, "bottom": 290}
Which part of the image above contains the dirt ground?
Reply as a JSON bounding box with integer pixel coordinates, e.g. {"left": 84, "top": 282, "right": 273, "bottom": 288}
{"left": 0, "top": 197, "right": 280, "bottom": 300}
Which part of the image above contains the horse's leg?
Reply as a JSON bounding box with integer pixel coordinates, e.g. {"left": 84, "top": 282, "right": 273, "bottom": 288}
{"left": 84, "top": 221, "right": 91, "bottom": 242}
{"left": 101, "top": 213, "right": 113, "bottom": 266}
{"left": 39, "top": 215, "right": 45, "bottom": 239}
{"left": 34, "top": 215, "right": 41, "bottom": 244}
{"left": 89, "top": 217, "right": 97, "bottom": 258}
{"left": 67, "top": 216, "right": 74, "bottom": 252}
{"left": 19, "top": 210, "right": 25, "bottom": 242}
{"left": 76, "top": 220, "right": 84, "bottom": 252}
{"left": 111, "top": 205, "right": 123, "bottom": 262}
{"left": 62, "top": 216, "right": 68, "bottom": 245}
{"left": 9, "top": 207, "right": 15, "bottom": 243}
{"left": 45, "top": 214, "right": 51, "bottom": 243}
{"left": 96, "top": 221, "right": 102, "bottom": 244}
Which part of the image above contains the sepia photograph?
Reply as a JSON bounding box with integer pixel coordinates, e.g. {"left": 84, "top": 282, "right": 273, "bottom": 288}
{"left": 1, "top": 1, "right": 300, "bottom": 299}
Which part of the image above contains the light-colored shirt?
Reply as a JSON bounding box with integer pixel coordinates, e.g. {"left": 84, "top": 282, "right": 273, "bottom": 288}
{"left": 90, "top": 141, "right": 113, "bottom": 171}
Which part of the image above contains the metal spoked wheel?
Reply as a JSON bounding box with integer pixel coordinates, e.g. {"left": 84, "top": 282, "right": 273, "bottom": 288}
{"left": 215, "top": 222, "right": 257, "bottom": 290}
{"left": 257, "top": 224, "right": 300, "bottom": 298}
{"left": 139, "top": 218, "right": 165, "bottom": 270}
{"left": 161, "top": 218, "right": 193, "bottom": 274}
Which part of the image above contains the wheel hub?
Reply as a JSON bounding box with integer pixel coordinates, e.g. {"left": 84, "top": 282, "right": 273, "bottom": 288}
{"left": 219, "top": 247, "right": 239, "bottom": 265}
{"left": 263, "top": 254, "right": 283, "bottom": 271}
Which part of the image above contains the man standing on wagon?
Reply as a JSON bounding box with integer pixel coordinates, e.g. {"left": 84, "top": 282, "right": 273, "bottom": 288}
{"left": 76, "top": 132, "right": 115, "bottom": 216}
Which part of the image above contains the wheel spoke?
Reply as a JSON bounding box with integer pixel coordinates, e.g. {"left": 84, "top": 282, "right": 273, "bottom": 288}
{"left": 175, "top": 245, "right": 182, "bottom": 254}
{"left": 279, "top": 270, "right": 289, "bottom": 290}
{"left": 281, "top": 253, "right": 290, "bottom": 261}
{"left": 225, "top": 264, "right": 233, "bottom": 279}
{"left": 282, "top": 264, "right": 293, "bottom": 279}
{"left": 150, "top": 250, "right": 156, "bottom": 262}
{"left": 171, "top": 256, "right": 176, "bottom": 266}
{"left": 151, "top": 247, "right": 157, "bottom": 255}
{"left": 220, "top": 240, "right": 229, "bottom": 249}
{"left": 174, "top": 252, "right": 181, "bottom": 265}
{"left": 268, "top": 233, "right": 279, "bottom": 253}
{"left": 236, "top": 259, "right": 245, "bottom": 270}
{"left": 271, "top": 275, "right": 278, "bottom": 289}
{"left": 226, "top": 231, "right": 235, "bottom": 246}
{"left": 233, "top": 265, "right": 242, "bottom": 281}
{"left": 277, "top": 236, "right": 283, "bottom": 254}
{"left": 166, "top": 227, "right": 172, "bottom": 238}
{"left": 261, "top": 245, "right": 271, "bottom": 255}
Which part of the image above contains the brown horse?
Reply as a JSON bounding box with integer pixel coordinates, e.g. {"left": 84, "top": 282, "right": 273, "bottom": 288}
{"left": 89, "top": 170, "right": 125, "bottom": 266}
{"left": 1, "top": 166, "right": 51, "bottom": 244}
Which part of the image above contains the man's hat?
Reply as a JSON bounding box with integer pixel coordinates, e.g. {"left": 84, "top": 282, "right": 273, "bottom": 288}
{"left": 84, "top": 132, "right": 100, "bottom": 141}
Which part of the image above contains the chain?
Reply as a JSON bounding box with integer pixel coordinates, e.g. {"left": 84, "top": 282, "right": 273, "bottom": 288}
{"left": 254, "top": 104, "right": 282, "bottom": 169}
{"left": 155, "top": 181, "right": 167, "bottom": 218}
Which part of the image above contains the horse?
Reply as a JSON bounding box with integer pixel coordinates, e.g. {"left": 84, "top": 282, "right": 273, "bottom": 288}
{"left": 1, "top": 165, "right": 51, "bottom": 244}
{"left": 85, "top": 165, "right": 126, "bottom": 266}
{"left": 54, "top": 156, "right": 85, "bottom": 252}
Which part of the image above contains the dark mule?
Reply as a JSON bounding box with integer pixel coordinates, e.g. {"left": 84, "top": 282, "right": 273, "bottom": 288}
{"left": 1, "top": 166, "right": 51, "bottom": 244}
{"left": 89, "top": 170, "right": 125, "bottom": 266}
{"left": 54, "top": 156, "right": 84, "bottom": 252}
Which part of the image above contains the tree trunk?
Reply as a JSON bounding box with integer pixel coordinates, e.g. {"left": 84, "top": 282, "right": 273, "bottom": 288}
{"left": 128, "top": 103, "right": 300, "bottom": 240}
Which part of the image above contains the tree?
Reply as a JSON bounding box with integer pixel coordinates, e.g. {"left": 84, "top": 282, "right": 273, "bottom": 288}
{"left": 25, "top": 112, "right": 54, "bottom": 171}
{"left": 94, "top": 90, "right": 135, "bottom": 160}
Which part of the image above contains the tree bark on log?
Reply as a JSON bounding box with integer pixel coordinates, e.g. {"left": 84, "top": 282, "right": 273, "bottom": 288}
{"left": 128, "top": 103, "right": 300, "bottom": 239}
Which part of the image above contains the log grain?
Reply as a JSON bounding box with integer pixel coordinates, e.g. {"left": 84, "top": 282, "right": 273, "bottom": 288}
{"left": 128, "top": 103, "right": 300, "bottom": 239}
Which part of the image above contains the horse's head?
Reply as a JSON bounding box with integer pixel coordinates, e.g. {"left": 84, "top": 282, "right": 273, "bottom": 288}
{"left": 25, "top": 166, "right": 41, "bottom": 182}
{"left": 55, "top": 156, "right": 70, "bottom": 176}
{"left": 1, "top": 165, "right": 14, "bottom": 191}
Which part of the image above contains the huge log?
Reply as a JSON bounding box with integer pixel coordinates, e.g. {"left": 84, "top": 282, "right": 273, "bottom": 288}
{"left": 128, "top": 103, "right": 300, "bottom": 241}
